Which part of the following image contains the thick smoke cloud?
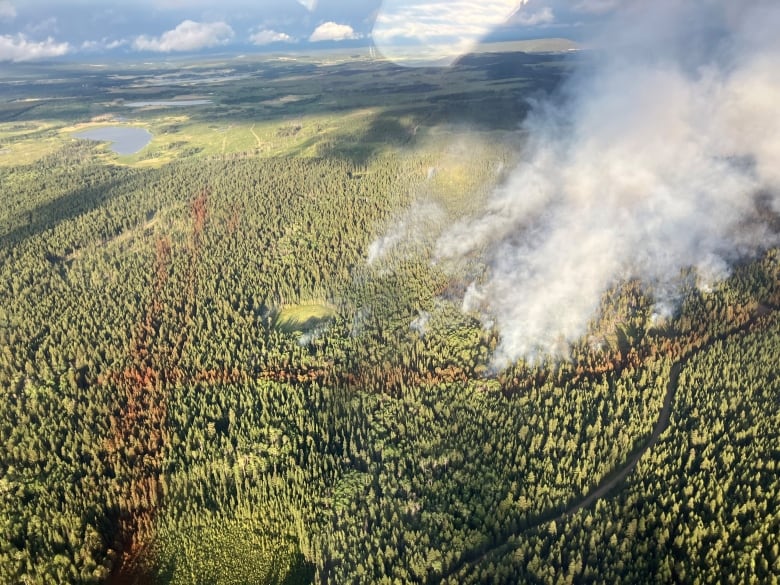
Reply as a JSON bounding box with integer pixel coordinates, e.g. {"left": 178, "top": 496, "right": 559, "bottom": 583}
{"left": 434, "top": 0, "right": 780, "bottom": 364}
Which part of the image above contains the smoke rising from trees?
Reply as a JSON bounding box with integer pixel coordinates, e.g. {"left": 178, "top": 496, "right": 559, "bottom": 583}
{"left": 434, "top": 0, "right": 780, "bottom": 364}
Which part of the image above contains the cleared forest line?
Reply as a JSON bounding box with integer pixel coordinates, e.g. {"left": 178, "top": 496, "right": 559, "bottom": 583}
{"left": 438, "top": 303, "right": 778, "bottom": 584}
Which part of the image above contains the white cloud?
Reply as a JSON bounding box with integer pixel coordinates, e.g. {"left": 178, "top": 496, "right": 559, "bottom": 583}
{"left": 514, "top": 6, "right": 554, "bottom": 26}
{"left": 309, "top": 21, "right": 360, "bottom": 42}
{"left": 372, "top": 0, "right": 527, "bottom": 65}
{"left": 81, "top": 38, "right": 128, "bottom": 51}
{"left": 133, "top": 20, "right": 234, "bottom": 52}
{"left": 250, "top": 29, "right": 293, "bottom": 45}
{"left": 0, "top": 34, "right": 70, "bottom": 62}
{"left": 0, "top": 1, "right": 15, "bottom": 22}
{"left": 297, "top": 0, "right": 317, "bottom": 10}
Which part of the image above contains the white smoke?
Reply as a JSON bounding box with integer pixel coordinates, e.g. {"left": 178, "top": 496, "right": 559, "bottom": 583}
{"left": 410, "top": 310, "right": 432, "bottom": 336}
{"left": 436, "top": 0, "right": 780, "bottom": 365}
{"left": 368, "top": 200, "right": 446, "bottom": 264}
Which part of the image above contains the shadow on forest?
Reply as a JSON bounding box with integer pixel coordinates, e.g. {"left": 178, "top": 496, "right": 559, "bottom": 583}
{"left": 256, "top": 51, "right": 566, "bottom": 164}
{"left": 288, "top": 111, "right": 416, "bottom": 166}
{"left": 277, "top": 316, "right": 331, "bottom": 334}
{"left": 280, "top": 553, "right": 315, "bottom": 585}
{"left": 0, "top": 167, "right": 149, "bottom": 251}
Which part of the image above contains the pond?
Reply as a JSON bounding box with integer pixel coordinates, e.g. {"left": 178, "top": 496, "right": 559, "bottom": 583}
{"left": 74, "top": 126, "right": 152, "bottom": 155}
{"left": 124, "top": 99, "right": 212, "bottom": 108}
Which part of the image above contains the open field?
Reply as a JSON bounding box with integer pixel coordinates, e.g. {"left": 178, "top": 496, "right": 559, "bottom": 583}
{"left": 276, "top": 303, "right": 337, "bottom": 333}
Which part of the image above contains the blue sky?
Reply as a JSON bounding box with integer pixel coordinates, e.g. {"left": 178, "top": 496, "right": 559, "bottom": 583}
{"left": 0, "top": 0, "right": 619, "bottom": 63}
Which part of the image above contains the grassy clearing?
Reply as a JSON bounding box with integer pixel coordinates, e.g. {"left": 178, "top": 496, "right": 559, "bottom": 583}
{"left": 0, "top": 136, "right": 62, "bottom": 166}
{"left": 276, "top": 303, "right": 336, "bottom": 333}
{"left": 0, "top": 121, "right": 64, "bottom": 166}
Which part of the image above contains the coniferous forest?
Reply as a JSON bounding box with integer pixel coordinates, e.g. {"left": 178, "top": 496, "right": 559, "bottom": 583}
{"left": 1, "top": 47, "right": 779, "bottom": 585}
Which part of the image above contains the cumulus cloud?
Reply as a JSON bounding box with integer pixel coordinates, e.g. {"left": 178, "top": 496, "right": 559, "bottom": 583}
{"left": 133, "top": 20, "right": 234, "bottom": 52}
{"left": 309, "top": 21, "right": 359, "bottom": 42}
{"left": 0, "top": 34, "right": 70, "bottom": 61}
{"left": 250, "top": 29, "right": 293, "bottom": 45}
{"left": 372, "top": 0, "right": 527, "bottom": 65}
{"left": 81, "top": 38, "right": 127, "bottom": 52}
{"left": 429, "top": 0, "right": 780, "bottom": 364}
{"left": 0, "top": 1, "right": 16, "bottom": 22}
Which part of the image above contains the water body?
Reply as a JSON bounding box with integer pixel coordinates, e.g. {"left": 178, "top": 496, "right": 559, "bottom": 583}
{"left": 74, "top": 126, "right": 152, "bottom": 155}
{"left": 125, "top": 99, "right": 212, "bottom": 108}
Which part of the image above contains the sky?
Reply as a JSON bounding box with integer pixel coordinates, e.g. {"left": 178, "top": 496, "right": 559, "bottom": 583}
{"left": 0, "top": 0, "right": 618, "bottom": 63}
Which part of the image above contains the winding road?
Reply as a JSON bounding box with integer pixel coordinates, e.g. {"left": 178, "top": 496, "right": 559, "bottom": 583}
{"left": 437, "top": 304, "right": 776, "bottom": 584}
{"left": 564, "top": 360, "right": 681, "bottom": 517}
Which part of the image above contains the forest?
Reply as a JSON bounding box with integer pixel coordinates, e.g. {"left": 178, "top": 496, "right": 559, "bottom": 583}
{"left": 0, "top": 47, "right": 778, "bottom": 585}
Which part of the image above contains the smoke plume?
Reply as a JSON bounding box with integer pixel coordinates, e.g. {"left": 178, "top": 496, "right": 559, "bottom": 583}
{"left": 435, "top": 0, "right": 780, "bottom": 364}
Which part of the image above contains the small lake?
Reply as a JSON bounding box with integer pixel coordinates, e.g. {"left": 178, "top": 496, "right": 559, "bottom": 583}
{"left": 125, "top": 99, "right": 212, "bottom": 108}
{"left": 74, "top": 126, "right": 152, "bottom": 155}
